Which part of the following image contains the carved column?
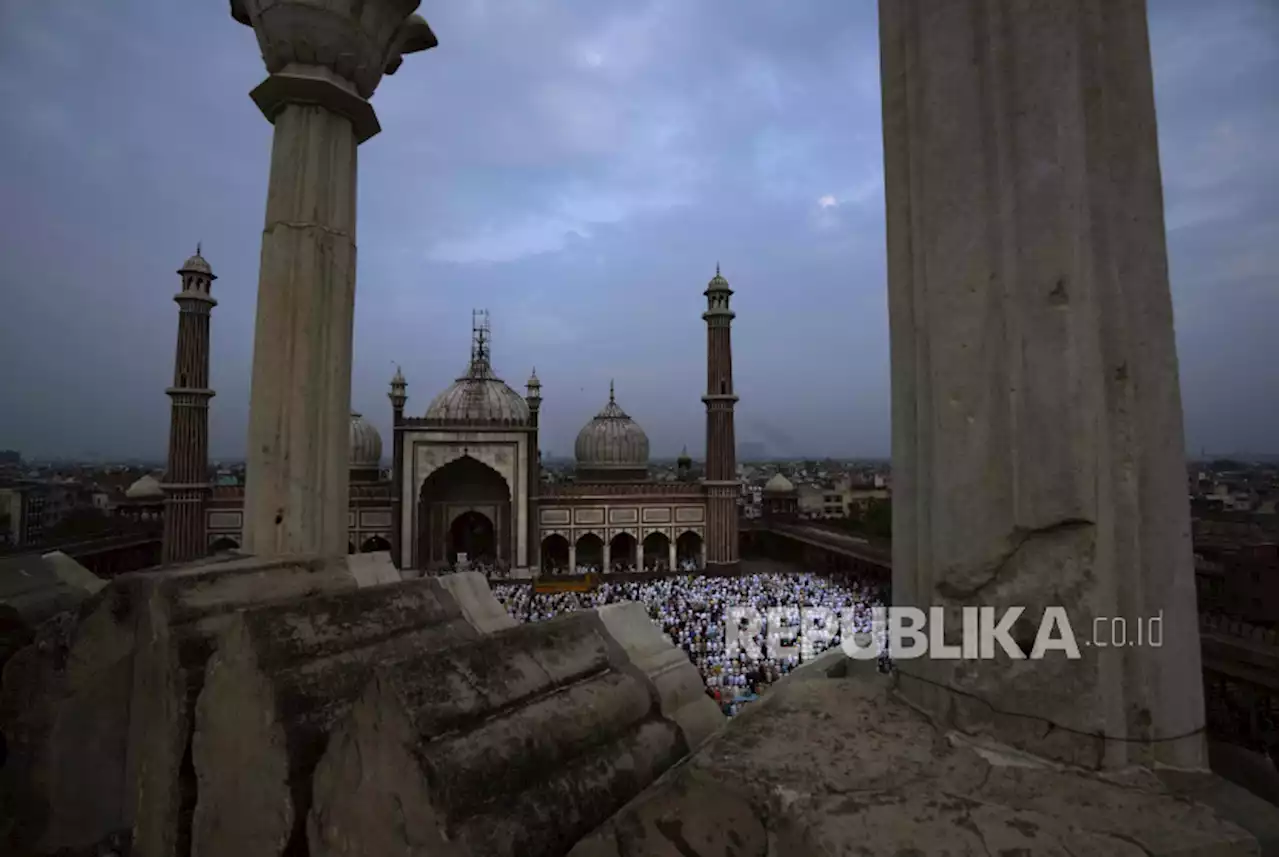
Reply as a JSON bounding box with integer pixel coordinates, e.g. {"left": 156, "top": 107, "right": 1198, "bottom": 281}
{"left": 881, "top": 0, "right": 1204, "bottom": 769}
{"left": 233, "top": 0, "right": 436, "bottom": 558}
{"left": 668, "top": 539, "right": 676, "bottom": 571}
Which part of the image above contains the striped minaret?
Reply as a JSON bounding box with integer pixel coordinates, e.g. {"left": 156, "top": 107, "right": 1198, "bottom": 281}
{"left": 702, "top": 264, "right": 739, "bottom": 570}
{"left": 162, "top": 246, "right": 217, "bottom": 564}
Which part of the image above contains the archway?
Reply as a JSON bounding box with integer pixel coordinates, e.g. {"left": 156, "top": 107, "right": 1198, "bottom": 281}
{"left": 208, "top": 536, "right": 239, "bottom": 555}
{"left": 418, "top": 455, "right": 513, "bottom": 571}
{"left": 676, "top": 530, "right": 703, "bottom": 570}
{"left": 609, "top": 532, "right": 637, "bottom": 572}
{"left": 541, "top": 533, "right": 570, "bottom": 572}
{"left": 575, "top": 533, "right": 603, "bottom": 572}
{"left": 643, "top": 531, "right": 671, "bottom": 571}
{"left": 449, "top": 510, "right": 496, "bottom": 566}
{"left": 361, "top": 535, "right": 391, "bottom": 553}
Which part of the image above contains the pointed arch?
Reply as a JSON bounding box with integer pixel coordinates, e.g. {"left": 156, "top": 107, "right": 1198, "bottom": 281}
{"left": 676, "top": 530, "right": 703, "bottom": 569}
{"left": 642, "top": 530, "right": 671, "bottom": 570}
{"left": 575, "top": 532, "right": 604, "bottom": 571}
{"left": 541, "top": 533, "right": 570, "bottom": 572}
{"left": 609, "top": 531, "right": 637, "bottom": 571}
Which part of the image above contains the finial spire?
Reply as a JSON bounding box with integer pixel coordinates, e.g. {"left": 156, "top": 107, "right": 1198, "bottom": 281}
{"left": 196, "top": 241, "right": 202, "bottom": 256}
{"left": 716, "top": 261, "right": 720, "bottom": 276}
{"left": 609, "top": 379, "right": 615, "bottom": 403}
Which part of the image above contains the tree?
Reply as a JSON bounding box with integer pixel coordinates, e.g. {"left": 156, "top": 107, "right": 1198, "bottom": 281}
{"left": 862, "top": 498, "right": 892, "bottom": 540}
{"left": 43, "top": 507, "right": 114, "bottom": 543}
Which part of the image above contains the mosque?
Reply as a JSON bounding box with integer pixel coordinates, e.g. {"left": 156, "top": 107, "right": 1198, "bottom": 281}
{"left": 167, "top": 249, "right": 742, "bottom": 574}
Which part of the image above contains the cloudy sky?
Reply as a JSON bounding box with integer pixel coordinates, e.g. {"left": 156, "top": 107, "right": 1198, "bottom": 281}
{"left": 0, "top": 0, "right": 1274, "bottom": 462}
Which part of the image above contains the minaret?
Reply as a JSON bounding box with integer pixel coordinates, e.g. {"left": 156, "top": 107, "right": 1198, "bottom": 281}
{"left": 702, "top": 264, "right": 739, "bottom": 569}
{"left": 525, "top": 368, "right": 542, "bottom": 571}
{"left": 162, "top": 246, "right": 217, "bottom": 564}
{"left": 388, "top": 366, "right": 408, "bottom": 568}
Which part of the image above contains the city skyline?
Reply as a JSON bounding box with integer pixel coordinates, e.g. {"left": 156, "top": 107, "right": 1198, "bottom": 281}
{"left": 0, "top": 0, "right": 1275, "bottom": 461}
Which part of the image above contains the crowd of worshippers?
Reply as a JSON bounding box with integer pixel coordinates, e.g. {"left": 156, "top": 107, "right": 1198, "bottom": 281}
{"left": 542, "top": 557, "right": 704, "bottom": 576}
{"left": 492, "top": 572, "right": 888, "bottom": 718}
{"left": 428, "top": 559, "right": 510, "bottom": 578}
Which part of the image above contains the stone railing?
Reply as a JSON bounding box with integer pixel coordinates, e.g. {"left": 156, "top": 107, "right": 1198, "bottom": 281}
{"left": 542, "top": 481, "right": 705, "bottom": 497}
{"left": 209, "top": 482, "right": 392, "bottom": 500}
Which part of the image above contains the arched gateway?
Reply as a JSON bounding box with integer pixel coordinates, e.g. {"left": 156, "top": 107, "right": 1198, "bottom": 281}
{"left": 417, "top": 455, "right": 512, "bottom": 570}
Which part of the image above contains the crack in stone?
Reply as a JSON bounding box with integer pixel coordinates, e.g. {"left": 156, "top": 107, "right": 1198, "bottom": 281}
{"left": 954, "top": 812, "right": 992, "bottom": 857}
{"left": 263, "top": 220, "right": 355, "bottom": 240}
{"left": 935, "top": 518, "right": 1095, "bottom": 600}
{"left": 1101, "top": 830, "right": 1157, "bottom": 857}
{"left": 653, "top": 817, "right": 705, "bottom": 857}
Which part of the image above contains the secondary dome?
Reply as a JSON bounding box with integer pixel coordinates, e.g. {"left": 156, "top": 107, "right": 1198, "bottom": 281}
{"left": 763, "top": 473, "right": 796, "bottom": 494}
{"left": 125, "top": 474, "right": 164, "bottom": 500}
{"left": 575, "top": 382, "right": 650, "bottom": 478}
{"left": 423, "top": 333, "right": 530, "bottom": 426}
{"left": 349, "top": 412, "right": 383, "bottom": 470}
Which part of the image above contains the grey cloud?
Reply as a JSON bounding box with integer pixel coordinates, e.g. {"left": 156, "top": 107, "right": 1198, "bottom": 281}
{"left": 0, "top": 0, "right": 1273, "bottom": 462}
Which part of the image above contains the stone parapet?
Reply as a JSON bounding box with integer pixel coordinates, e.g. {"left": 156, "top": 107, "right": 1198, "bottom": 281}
{"left": 306, "top": 606, "right": 724, "bottom": 857}
{"left": 0, "top": 556, "right": 514, "bottom": 856}
{"left": 587, "top": 602, "right": 722, "bottom": 752}
{"left": 571, "top": 673, "right": 1276, "bottom": 856}
{"left": 0, "top": 558, "right": 714, "bottom": 857}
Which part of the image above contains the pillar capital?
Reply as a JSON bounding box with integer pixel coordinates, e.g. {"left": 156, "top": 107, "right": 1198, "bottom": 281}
{"left": 250, "top": 66, "right": 382, "bottom": 143}
{"left": 233, "top": 0, "right": 436, "bottom": 139}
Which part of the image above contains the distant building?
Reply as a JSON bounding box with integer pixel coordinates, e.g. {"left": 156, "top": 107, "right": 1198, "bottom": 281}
{"left": 760, "top": 473, "right": 798, "bottom": 520}
{"left": 0, "top": 483, "right": 47, "bottom": 546}
{"left": 0, "top": 479, "right": 88, "bottom": 547}
{"left": 0, "top": 450, "right": 20, "bottom": 466}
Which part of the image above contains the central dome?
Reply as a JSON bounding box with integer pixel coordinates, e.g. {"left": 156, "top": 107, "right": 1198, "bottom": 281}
{"left": 575, "top": 382, "right": 650, "bottom": 480}
{"left": 424, "top": 341, "right": 530, "bottom": 427}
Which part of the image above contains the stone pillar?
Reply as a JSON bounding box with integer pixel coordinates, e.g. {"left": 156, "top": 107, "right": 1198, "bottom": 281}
{"left": 604, "top": 540, "right": 612, "bottom": 572}
{"left": 699, "top": 538, "right": 707, "bottom": 570}
{"left": 569, "top": 540, "right": 577, "bottom": 573}
{"left": 668, "top": 539, "right": 677, "bottom": 571}
{"left": 881, "top": 0, "right": 1204, "bottom": 769}
{"left": 233, "top": 0, "right": 436, "bottom": 559}
{"left": 635, "top": 537, "right": 643, "bottom": 571}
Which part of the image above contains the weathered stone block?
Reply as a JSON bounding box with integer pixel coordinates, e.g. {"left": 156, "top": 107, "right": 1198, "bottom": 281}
{"left": 188, "top": 577, "right": 482, "bottom": 854}
{"left": 1, "top": 554, "right": 359, "bottom": 856}
{"left": 573, "top": 675, "right": 1275, "bottom": 857}
{"left": 344, "top": 550, "right": 399, "bottom": 588}
{"left": 436, "top": 569, "right": 518, "bottom": 634}
{"left": 587, "top": 602, "right": 722, "bottom": 752}
{"left": 307, "top": 627, "right": 693, "bottom": 857}
{"left": 303, "top": 606, "right": 724, "bottom": 857}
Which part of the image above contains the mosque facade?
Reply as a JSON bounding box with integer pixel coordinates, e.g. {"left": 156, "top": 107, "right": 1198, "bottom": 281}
{"left": 173, "top": 252, "right": 739, "bottom": 574}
